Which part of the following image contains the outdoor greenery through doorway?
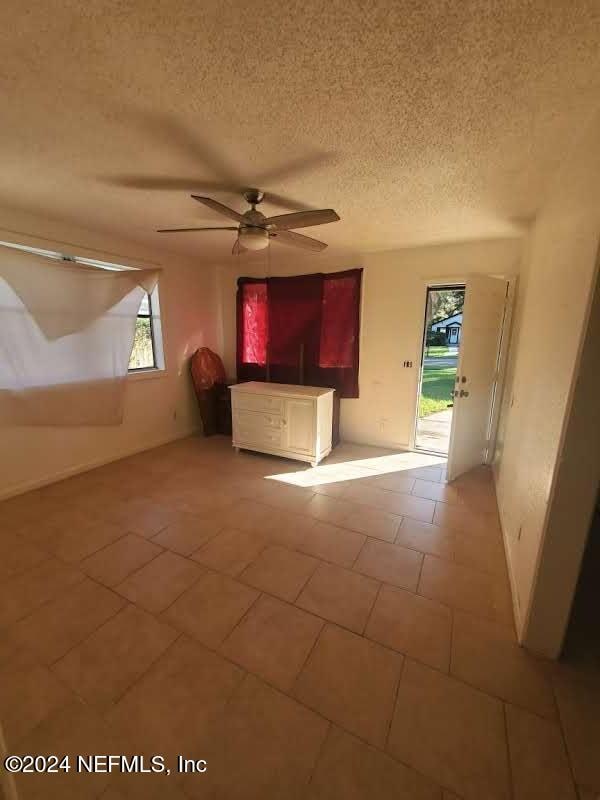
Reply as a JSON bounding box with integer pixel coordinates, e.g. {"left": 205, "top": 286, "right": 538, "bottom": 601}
{"left": 418, "top": 286, "right": 465, "bottom": 418}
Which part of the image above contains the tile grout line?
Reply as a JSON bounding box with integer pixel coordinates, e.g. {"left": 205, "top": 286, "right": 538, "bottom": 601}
{"left": 150, "top": 562, "right": 210, "bottom": 617}
{"left": 503, "top": 701, "right": 517, "bottom": 800}
{"left": 349, "top": 535, "right": 369, "bottom": 570}
{"left": 60, "top": 628, "right": 186, "bottom": 726}
{"left": 218, "top": 590, "right": 264, "bottom": 651}
{"left": 7, "top": 599, "right": 152, "bottom": 751}
{"left": 448, "top": 607, "right": 456, "bottom": 676}
{"left": 6, "top": 571, "right": 130, "bottom": 669}
{"left": 384, "top": 645, "right": 406, "bottom": 753}
{"left": 415, "top": 550, "right": 426, "bottom": 594}
{"left": 549, "top": 671, "right": 581, "bottom": 797}
{"left": 1, "top": 566, "right": 90, "bottom": 628}
{"left": 291, "top": 558, "right": 322, "bottom": 604}
{"left": 108, "top": 630, "right": 186, "bottom": 709}
{"left": 46, "top": 583, "right": 131, "bottom": 669}
{"left": 80, "top": 528, "right": 162, "bottom": 567}
{"left": 109, "top": 546, "right": 177, "bottom": 600}
{"left": 84, "top": 533, "right": 168, "bottom": 591}
{"left": 304, "top": 717, "right": 334, "bottom": 791}
{"left": 289, "top": 619, "right": 328, "bottom": 698}
{"left": 362, "top": 581, "right": 384, "bottom": 637}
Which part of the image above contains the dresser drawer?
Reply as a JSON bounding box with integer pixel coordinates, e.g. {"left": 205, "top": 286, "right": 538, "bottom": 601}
{"left": 234, "top": 412, "right": 284, "bottom": 449}
{"left": 235, "top": 409, "right": 283, "bottom": 430}
{"left": 233, "top": 392, "right": 284, "bottom": 415}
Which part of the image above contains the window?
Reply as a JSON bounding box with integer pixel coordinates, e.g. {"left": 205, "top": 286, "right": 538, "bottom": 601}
{"left": 319, "top": 273, "right": 360, "bottom": 368}
{"left": 236, "top": 269, "right": 362, "bottom": 398}
{"left": 240, "top": 281, "right": 268, "bottom": 366}
{"left": 0, "top": 240, "right": 164, "bottom": 374}
{"left": 129, "top": 292, "right": 157, "bottom": 370}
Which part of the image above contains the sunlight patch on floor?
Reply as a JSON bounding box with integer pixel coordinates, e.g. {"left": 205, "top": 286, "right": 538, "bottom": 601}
{"left": 265, "top": 450, "right": 447, "bottom": 487}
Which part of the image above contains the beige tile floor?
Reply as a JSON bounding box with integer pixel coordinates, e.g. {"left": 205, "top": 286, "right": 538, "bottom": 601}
{"left": 0, "top": 436, "right": 598, "bottom": 800}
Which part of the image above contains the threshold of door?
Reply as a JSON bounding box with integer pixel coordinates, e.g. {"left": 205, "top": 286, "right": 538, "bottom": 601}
{"left": 409, "top": 446, "right": 448, "bottom": 460}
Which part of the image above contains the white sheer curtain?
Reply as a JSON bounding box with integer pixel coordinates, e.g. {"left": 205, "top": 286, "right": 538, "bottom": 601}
{"left": 0, "top": 245, "right": 160, "bottom": 426}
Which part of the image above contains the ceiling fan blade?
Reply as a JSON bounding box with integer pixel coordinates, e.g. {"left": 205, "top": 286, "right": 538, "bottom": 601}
{"left": 105, "top": 176, "right": 243, "bottom": 192}
{"left": 269, "top": 230, "right": 328, "bottom": 252}
{"left": 264, "top": 209, "right": 340, "bottom": 231}
{"left": 156, "top": 226, "right": 238, "bottom": 233}
{"left": 192, "top": 195, "right": 245, "bottom": 223}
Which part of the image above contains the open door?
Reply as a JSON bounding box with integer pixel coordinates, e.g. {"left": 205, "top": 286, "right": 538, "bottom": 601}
{"left": 447, "top": 275, "right": 508, "bottom": 481}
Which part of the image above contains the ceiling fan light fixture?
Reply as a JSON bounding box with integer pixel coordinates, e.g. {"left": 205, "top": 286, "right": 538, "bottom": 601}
{"left": 238, "top": 226, "right": 269, "bottom": 250}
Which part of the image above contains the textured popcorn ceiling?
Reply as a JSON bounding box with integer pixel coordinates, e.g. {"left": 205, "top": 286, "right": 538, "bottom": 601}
{"left": 1, "top": 1, "right": 599, "bottom": 264}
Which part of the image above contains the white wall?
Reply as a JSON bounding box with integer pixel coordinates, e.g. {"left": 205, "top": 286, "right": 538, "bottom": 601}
{"left": 219, "top": 238, "right": 522, "bottom": 449}
{"left": 494, "top": 110, "right": 600, "bottom": 655}
{"left": 0, "top": 209, "right": 219, "bottom": 499}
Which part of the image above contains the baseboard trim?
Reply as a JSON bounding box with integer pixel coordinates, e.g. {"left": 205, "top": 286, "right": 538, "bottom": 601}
{"left": 492, "top": 466, "right": 523, "bottom": 640}
{"left": 0, "top": 427, "right": 201, "bottom": 501}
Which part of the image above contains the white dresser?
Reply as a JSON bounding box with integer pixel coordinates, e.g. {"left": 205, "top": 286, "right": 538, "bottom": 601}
{"left": 230, "top": 382, "right": 334, "bottom": 467}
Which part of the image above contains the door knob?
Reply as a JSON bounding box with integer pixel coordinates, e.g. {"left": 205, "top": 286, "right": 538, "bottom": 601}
{"left": 459, "top": 390, "right": 469, "bottom": 397}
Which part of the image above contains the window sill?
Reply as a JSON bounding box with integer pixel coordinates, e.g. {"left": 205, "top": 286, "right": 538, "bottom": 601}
{"left": 127, "top": 368, "right": 167, "bottom": 382}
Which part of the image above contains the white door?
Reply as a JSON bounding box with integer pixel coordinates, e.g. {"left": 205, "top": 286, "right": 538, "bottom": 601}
{"left": 284, "top": 398, "right": 314, "bottom": 454}
{"left": 447, "top": 275, "right": 508, "bottom": 481}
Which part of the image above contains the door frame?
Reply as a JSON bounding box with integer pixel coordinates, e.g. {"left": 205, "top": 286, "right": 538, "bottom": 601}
{"left": 409, "top": 273, "right": 518, "bottom": 463}
{"left": 411, "top": 281, "right": 466, "bottom": 455}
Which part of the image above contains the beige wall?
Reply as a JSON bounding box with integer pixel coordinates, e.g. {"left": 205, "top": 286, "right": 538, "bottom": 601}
{"left": 219, "top": 238, "right": 522, "bottom": 449}
{"left": 494, "top": 110, "right": 600, "bottom": 655}
{"left": 0, "top": 209, "right": 219, "bottom": 499}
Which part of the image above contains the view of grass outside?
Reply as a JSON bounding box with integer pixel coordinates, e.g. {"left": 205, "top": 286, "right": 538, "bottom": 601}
{"left": 423, "top": 345, "right": 450, "bottom": 358}
{"left": 418, "top": 286, "right": 464, "bottom": 418}
{"left": 128, "top": 317, "right": 155, "bottom": 369}
{"left": 419, "top": 366, "right": 456, "bottom": 416}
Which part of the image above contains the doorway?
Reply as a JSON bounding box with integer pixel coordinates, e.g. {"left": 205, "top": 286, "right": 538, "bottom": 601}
{"left": 415, "top": 285, "right": 465, "bottom": 454}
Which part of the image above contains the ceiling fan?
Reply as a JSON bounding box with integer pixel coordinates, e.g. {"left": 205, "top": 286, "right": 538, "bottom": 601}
{"left": 157, "top": 189, "right": 340, "bottom": 253}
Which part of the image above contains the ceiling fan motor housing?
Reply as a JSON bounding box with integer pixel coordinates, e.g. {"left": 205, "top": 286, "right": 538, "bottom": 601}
{"left": 242, "top": 208, "right": 267, "bottom": 227}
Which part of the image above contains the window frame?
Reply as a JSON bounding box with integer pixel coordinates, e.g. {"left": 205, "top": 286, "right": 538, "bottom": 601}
{"left": 0, "top": 239, "right": 166, "bottom": 378}
{"left": 126, "top": 282, "right": 166, "bottom": 377}
{"left": 128, "top": 291, "right": 158, "bottom": 372}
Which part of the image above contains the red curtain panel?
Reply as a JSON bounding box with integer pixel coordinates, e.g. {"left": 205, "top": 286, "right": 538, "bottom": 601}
{"left": 240, "top": 281, "right": 268, "bottom": 366}
{"left": 236, "top": 268, "right": 362, "bottom": 398}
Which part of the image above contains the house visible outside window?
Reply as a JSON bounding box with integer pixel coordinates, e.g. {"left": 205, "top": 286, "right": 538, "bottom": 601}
{"left": 0, "top": 240, "right": 165, "bottom": 374}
